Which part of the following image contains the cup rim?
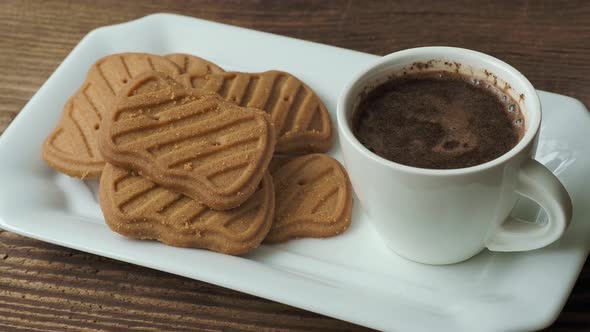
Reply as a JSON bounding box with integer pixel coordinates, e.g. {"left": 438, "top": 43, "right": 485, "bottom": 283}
{"left": 336, "top": 46, "right": 542, "bottom": 176}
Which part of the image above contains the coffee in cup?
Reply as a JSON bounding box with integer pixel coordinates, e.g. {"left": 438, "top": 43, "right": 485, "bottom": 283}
{"left": 352, "top": 70, "right": 525, "bottom": 169}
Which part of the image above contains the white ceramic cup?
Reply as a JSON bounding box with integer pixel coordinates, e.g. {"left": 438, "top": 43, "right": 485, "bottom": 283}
{"left": 337, "top": 47, "right": 573, "bottom": 265}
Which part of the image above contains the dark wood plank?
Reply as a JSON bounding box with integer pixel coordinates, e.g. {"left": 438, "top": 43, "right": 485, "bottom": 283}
{"left": 0, "top": 230, "right": 363, "bottom": 332}
{"left": 0, "top": 0, "right": 588, "bottom": 330}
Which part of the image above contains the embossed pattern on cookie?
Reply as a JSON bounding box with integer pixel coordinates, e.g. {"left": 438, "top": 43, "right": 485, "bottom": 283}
{"left": 99, "top": 71, "right": 276, "bottom": 210}
{"left": 42, "top": 53, "right": 182, "bottom": 178}
{"left": 185, "top": 69, "right": 332, "bottom": 155}
{"left": 99, "top": 163, "right": 274, "bottom": 255}
{"left": 42, "top": 96, "right": 104, "bottom": 178}
{"left": 265, "top": 154, "right": 353, "bottom": 243}
{"left": 166, "top": 53, "right": 225, "bottom": 89}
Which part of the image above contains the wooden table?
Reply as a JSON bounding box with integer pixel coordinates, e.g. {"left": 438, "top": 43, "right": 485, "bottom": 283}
{"left": 1, "top": 1, "right": 589, "bottom": 330}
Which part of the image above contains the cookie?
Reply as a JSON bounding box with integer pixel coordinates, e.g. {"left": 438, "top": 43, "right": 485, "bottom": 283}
{"left": 42, "top": 96, "right": 105, "bottom": 178}
{"left": 267, "top": 156, "right": 294, "bottom": 174}
{"left": 165, "top": 53, "right": 225, "bottom": 89}
{"left": 42, "top": 53, "right": 182, "bottom": 178}
{"left": 265, "top": 154, "right": 353, "bottom": 243}
{"left": 99, "top": 71, "right": 276, "bottom": 210}
{"left": 201, "top": 71, "right": 332, "bottom": 154}
{"left": 99, "top": 163, "right": 274, "bottom": 255}
{"left": 170, "top": 56, "right": 332, "bottom": 155}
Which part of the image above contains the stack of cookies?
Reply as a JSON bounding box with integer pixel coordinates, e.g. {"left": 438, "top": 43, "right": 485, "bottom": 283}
{"left": 42, "top": 53, "right": 353, "bottom": 255}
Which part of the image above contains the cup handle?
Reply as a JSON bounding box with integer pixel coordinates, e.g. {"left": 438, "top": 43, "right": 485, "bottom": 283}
{"left": 486, "top": 159, "right": 572, "bottom": 252}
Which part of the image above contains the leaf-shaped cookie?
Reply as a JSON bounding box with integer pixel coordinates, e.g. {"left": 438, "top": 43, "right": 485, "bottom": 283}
{"left": 265, "top": 154, "right": 352, "bottom": 243}
{"left": 99, "top": 163, "right": 274, "bottom": 255}
{"left": 169, "top": 54, "right": 333, "bottom": 155}
{"left": 42, "top": 53, "right": 182, "bottom": 178}
{"left": 166, "top": 53, "right": 225, "bottom": 89}
{"left": 200, "top": 71, "right": 332, "bottom": 154}
{"left": 99, "top": 71, "right": 276, "bottom": 210}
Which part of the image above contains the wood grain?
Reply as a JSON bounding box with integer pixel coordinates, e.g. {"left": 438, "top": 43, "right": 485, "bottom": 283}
{"left": 0, "top": 0, "right": 589, "bottom": 330}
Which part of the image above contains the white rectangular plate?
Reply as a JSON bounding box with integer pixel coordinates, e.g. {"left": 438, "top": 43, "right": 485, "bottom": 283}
{"left": 1, "top": 14, "right": 589, "bottom": 332}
